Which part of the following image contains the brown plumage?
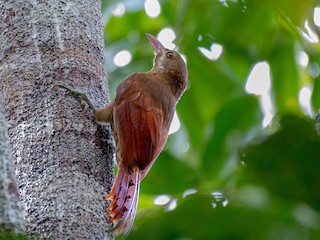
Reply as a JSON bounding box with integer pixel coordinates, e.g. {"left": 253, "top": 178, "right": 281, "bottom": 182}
{"left": 56, "top": 33, "right": 188, "bottom": 236}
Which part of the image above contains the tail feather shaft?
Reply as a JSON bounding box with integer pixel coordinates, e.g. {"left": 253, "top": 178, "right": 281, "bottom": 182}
{"left": 106, "top": 167, "right": 140, "bottom": 235}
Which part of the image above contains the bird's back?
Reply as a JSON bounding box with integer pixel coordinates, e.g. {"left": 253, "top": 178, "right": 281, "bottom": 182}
{"left": 114, "top": 72, "right": 173, "bottom": 174}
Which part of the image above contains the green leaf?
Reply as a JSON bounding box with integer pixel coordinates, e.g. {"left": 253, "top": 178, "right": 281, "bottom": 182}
{"left": 126, "top": 193, "right": 316, "bottom": 240}
{"left": 240, "top": 115, "right": 320, "bottom": 211}
{"left": 140, "top": 151, "right": 198, "bottom": 195}
{"left": 201, "top": 94, "right": 262, "bottom": 179}
{"left": 269, "top": 36, "right": 300, "bottom": 113}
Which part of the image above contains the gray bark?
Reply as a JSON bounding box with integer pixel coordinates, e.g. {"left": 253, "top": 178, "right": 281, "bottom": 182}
{"left": 316, "top": 111, "right": 320, "bottom": 135}
{"left": 0, "top": 0, "right": 114, "bottom": 239}
{"left": 0, "top": 100, "right": 25, "bottom": 234}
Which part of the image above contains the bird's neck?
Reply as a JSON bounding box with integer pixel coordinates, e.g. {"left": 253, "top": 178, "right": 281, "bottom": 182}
{"left": 167, "top": 70, "right": 187, "bottom": 99}
{"left": 151, "top": 67, "right": 187, "bottom": 99}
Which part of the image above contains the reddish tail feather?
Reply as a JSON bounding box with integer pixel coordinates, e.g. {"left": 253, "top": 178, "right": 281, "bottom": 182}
{"left": 106, "top": 167, "right": 140, "bottom": 236}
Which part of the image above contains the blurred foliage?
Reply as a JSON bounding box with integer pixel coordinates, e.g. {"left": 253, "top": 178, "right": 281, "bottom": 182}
{"left": 0, "top": 228, "right": 28, "bottom": 240}
{"left": 102, "top": 0, "right": 320, "bottom": 239}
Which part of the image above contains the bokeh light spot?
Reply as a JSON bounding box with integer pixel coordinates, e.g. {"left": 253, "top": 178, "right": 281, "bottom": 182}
{"left": 113, "top": 50, "right": 132, "bottom": 67}
{"left": 144, "top": 0, "right": 161, "bottom": 18}
{"left": 158, "top": 27, "right": 176, "bottom": 49}
{"left": 111, "top": 3, "right": 125, "bottom": 17}
{"left": 154, "top": 194, "right": 171, "bottom": 205}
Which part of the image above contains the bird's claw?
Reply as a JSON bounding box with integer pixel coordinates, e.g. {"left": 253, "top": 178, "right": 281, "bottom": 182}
{"left": 53, "top": 83, "right": 96, "bottom": 111}
{"left": 54, "top": 83, "right": 82, "bottom": 98}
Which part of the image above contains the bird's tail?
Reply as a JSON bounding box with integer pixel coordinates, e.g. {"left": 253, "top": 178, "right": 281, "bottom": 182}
{"left": 106, "top": 166, "right": 140, "bottom": 236}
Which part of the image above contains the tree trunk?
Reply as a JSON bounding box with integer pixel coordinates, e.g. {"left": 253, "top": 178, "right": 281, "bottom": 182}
{"left": 316, "top": 111, "right": 320, "bottom": 135}
{"left": 0, "top": 99, "right": 25, "bottom": 235}
{"left": 0, "top": 0, "right": 114, "bottom": 239}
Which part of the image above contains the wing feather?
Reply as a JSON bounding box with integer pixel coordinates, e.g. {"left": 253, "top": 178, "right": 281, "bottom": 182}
{"left": 114, "top": 92, "right": 164, "bottom": 171}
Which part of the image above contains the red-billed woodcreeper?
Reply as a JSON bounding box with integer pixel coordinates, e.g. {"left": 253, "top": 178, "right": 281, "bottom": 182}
{"left": 57, "top": 34, "right": 188, "bottom": 235}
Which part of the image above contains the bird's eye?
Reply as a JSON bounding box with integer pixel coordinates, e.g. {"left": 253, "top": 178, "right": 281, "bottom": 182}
{"left": 166, "top": 52, "right": 174, "bottom": 59}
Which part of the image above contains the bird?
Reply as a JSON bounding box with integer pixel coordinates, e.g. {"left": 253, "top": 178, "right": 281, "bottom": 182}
{"left": 56, "top": 33, "right": 188, "bottom": 236}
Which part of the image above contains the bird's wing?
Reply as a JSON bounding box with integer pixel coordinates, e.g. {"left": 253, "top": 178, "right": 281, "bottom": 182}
{"left": 114, "top": 74, "right": 169, "bottom": 173}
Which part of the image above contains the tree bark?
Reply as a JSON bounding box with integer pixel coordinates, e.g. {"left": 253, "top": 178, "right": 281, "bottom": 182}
{"left": 316, "top": 111, "right": 320, "bottom": 135}
{"left": 0, "top": 99, "right": 25, "bottom": 235}
{"left": 0, "top": 0, "right": 114, "bottom": 239}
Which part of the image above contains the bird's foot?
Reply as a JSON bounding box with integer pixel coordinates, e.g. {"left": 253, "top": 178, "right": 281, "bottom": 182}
{"left": 53, "top": 83, "right": 96, "bottom": 111}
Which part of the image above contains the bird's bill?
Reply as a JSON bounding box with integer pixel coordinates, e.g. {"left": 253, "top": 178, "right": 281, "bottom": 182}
{"left": 146, "top": 33, "right": 165, "bottom": 54}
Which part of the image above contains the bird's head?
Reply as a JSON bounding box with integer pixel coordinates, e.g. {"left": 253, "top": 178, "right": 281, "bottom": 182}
{"left": 146, "top": 33, "right": 188, "bottom": 98}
